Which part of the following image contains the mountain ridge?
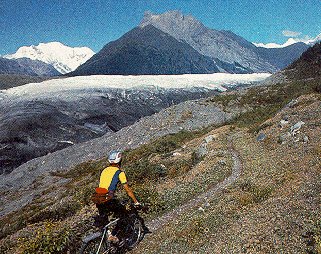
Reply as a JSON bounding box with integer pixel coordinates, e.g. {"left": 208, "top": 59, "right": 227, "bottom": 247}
{"left": 0, "top": 57, "right": 60, "bottom": 76}
{"left": 138, "top": 10, "right": 309, "bottom": 73}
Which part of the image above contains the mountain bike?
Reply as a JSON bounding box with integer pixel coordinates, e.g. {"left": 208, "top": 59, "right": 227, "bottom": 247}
{"left": 80, "top": 203, "right": 147, "bottom": 254}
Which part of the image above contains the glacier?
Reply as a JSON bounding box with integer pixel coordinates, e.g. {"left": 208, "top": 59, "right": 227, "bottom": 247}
{"left": 4, "top": 73, "right": 271, "bottom": 98}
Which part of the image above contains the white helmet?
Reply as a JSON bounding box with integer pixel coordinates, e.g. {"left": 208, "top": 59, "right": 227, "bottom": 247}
{"left": 108, "top": 150, "right": 122, "bottom": 164}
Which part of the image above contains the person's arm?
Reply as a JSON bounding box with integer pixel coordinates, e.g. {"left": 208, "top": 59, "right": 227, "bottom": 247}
{"left": 123, "top": 183, "right": 139, "bottom": 204}
{"left": 119, "top": 171, "right": 140, "bottom": 204}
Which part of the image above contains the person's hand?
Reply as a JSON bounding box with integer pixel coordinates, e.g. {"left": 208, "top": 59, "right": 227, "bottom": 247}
{"left": 134, "top": 202, "right": 141, "bottom": 207}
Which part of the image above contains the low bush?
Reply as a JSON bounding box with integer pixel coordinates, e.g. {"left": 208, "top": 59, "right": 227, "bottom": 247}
{"left": 238, "top": 180, "right": 274, "bottom": 205}
{"left": 17, "top": 221, "right": 71, "bottom": 254}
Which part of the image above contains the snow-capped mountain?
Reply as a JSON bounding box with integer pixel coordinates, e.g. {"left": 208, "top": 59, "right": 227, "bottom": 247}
{"left": 254, "top": 32, "right": 321, "bottom": 48}
{"left": 4, "top": 42, "right": 95, "bottom": 74}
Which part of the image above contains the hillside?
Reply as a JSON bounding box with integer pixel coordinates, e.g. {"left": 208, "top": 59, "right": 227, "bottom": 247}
{"left": 284, "top": 42, "right": 321, "bottom": 80}
{"left": 264, "top": 42, "right": 321, "bottom": 85}
{"left": 0, "top": 73, "right": 269, "bottom": 175}
{"left": 0, "top": 57, "right": 60, "bottom": 77}
{"left": 0, "top": 77, "right": 320, "bottom": 253}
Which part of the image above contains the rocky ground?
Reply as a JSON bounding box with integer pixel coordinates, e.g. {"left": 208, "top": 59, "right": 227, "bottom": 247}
{"left": 0, "top": 97, "right": 232, "bottom": 217}
{"left": 0, "top": 81, "right": 320, "bottom": 253}
{"left": 131, "top": 93, "right": 321, "bottom": 254}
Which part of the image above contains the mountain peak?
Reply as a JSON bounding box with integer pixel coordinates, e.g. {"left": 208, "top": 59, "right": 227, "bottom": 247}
{"left": 139, "top": 10, "right": 205, "bottom": 33}
{"left": 5, "top": 42, "right": 95, "bottom": 74}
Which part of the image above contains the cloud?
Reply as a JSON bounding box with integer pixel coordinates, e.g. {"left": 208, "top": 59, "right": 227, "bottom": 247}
{"left": 282, "top": 30, "right": 302, "bottom": 37}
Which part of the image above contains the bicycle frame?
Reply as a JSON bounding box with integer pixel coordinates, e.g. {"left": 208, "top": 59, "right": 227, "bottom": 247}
{"left": 83, "top": 218, "right": 120, "bottom": 254}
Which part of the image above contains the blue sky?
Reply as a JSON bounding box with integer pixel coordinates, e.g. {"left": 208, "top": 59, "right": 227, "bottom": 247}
{"left": 1, "top": 0, "right": 320, "bottom": 55}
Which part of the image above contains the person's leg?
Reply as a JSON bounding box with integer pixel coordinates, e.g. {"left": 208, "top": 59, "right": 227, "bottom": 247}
{"left": 95, "top": 203, "right": 110, "bottom": 228}
{"left": 108, "top": 199, "right": 128, "bottom": 238}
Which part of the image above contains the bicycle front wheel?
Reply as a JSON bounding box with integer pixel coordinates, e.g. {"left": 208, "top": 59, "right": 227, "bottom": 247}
{"left": 80, "top": 236, "right": 115, "bottom": 254}
{"left": 123, "top": 215, "right": 144, "bottom": 249}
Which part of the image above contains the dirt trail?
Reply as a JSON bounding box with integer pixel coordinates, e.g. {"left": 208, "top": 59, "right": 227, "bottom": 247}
{"left": 147, "top": 141, "right": 242, "bottom": 231}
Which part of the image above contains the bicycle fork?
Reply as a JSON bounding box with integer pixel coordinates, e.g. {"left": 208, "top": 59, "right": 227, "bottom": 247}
{"left": 95, "top": 218, "right": 120, "bottom": 254}
{"left": 96, "top": 228, "right": 108, "bottom": 254}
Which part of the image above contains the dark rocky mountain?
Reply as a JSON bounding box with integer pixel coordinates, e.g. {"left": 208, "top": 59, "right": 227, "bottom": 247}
{"left": 71, "top": 11, "right": 309, "bottom": 76}
{"left": 284, "top": 42, "right": 321, "bottom": 80}
{"left": 256, "top": 42, "right": 310, "bottom": 70}
{"left": 0, "top": 74, "right": 52, "bottom": 90}
{"left": 0, "top": 57, "right": 60, "bottom": 76}
{"left": 69, "top": 25, "right": 219, "bottom": 76}
{"left": 139, "top": 11, "right": 309, "bottom": 74}
{"left": 264, "top": 42, "right": 321, "bottom": 84}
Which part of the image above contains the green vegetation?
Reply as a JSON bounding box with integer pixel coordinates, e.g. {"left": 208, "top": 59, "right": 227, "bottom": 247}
{"left": 208, "top": 79, "right": 319, "bottom": 133}
{"left": 239, "top": 80, "right": 317, "bottom": 129}
{"left": 0, "top": 128, "right": 213, "bottom": 252}
{"left": 17, "top": 221, "right": 71, "bottom": 254}
{"left": 238, "top": 180, "right": 274, "bottom": 206}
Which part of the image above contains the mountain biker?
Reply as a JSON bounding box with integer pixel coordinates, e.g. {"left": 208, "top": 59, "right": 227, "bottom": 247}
{"left": 94, "top": 150, "right": 141, "bottom": 243}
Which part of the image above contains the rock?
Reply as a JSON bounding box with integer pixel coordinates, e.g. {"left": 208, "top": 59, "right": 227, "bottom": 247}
{"left": 278, "top": 132, "right": 291, "bottom": 144}
{"left": 218, "top": 160, "right": 226, "bottom": 166}
{"left": 198, "top": 207, "right": 205, "bottom": 212}
{"left": 290, "top": 121, "right": 305, "bottom": 135}
{"left": 204, "top": 135, "right": 216, "bottom": 143}
{"left": 196, "top": 143, "right": 208, "bottom": 157}
{"left": 287, "top": 99, "right": 298, "bottom": 108}
{"left": 173, "top": 152, "right": 181, "bottom": 157}
{"left": 279, "top": 119, "right": 289, "bottom": 128}
{"left": 303, "top": 135, "right": 309, "bottom": 143}
{"left": 256, "top": 133, "right": 266, "bottom": 142}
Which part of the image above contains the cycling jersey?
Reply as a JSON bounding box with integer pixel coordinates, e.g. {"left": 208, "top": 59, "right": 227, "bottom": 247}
{"left": 99, "top": 166, "right": 127, "bottom": 192}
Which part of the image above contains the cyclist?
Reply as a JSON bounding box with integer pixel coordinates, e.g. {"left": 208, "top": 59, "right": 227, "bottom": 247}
{"left": 94, "top": 150, "right": 140, "bottom": 243}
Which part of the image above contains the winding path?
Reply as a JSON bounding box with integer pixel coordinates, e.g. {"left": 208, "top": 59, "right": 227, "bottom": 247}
{"left": 147, "top": 143, "right": 242, "bottom": 231}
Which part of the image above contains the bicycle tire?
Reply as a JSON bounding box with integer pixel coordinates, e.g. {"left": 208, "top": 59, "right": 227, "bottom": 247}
{"left": 123, "top": 215, "right": 144, "bottom": 249}
{"left": 80, "top": 236, "right": 115, "bottom": 254}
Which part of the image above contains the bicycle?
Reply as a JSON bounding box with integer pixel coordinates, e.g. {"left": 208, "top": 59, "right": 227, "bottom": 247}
{"left": 80, "top": 203, "right": 147, "bottom": 254}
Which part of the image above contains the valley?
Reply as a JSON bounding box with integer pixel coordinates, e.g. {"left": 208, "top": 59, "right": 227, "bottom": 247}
{"left": 0, "top": 77, "right": 320, "bottom": 253}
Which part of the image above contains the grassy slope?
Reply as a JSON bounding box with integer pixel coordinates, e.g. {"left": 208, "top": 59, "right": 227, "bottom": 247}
{"left": 133, "top": 97, "right": 321, "bottom": 253}
{"left": 0, "top": 79, "right": 320, "bottom": 253}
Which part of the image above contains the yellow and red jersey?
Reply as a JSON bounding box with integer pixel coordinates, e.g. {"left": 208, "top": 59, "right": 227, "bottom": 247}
{"left": 99, "top": 166, "right": 127, "bottom": 192}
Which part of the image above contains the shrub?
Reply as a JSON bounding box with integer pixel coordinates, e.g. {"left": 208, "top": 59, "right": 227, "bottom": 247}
{"left": 238, "top": 180, "right": 274, "bottom": 205}
{"left": 17, "top": 221, "right": 71, "bottom": 254}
